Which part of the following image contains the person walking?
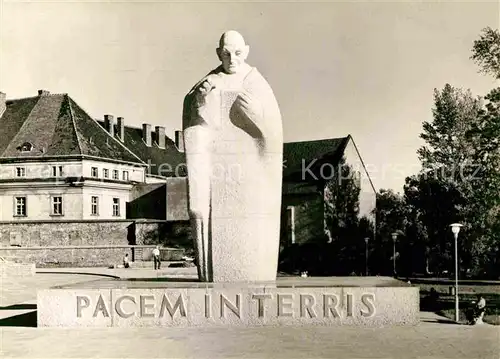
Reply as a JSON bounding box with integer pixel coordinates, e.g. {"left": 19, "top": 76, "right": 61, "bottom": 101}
{"left": 123, "top": 253, "right": 130, "bottom": 268}
{"left": 153, "top": 245, "right": 161, "bottom": 270}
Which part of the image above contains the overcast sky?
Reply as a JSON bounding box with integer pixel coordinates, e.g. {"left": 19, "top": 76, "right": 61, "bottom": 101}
{"left": 0, "top": 0, "right": 498, "bottom": 192}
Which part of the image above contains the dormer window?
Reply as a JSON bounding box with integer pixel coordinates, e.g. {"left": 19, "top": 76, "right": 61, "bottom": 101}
{"left": 19, "top": 142, "right": 33, "bottom": 152}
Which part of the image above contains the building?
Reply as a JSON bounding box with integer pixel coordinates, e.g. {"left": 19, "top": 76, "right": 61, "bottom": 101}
{"left": 0, "top": 90, "right": 190, "bottom": 223}
{"left": 281, "top": 136, "right": 377, "bottom": 247}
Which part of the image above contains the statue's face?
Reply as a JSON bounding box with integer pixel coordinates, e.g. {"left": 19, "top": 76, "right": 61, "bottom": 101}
{"left": 217, "top": 40, "right": 249, "bottom": 74}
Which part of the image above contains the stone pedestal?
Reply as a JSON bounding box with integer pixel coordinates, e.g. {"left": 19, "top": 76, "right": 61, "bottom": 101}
{"left": 38, "top": 277, "right": 419, "bottom": 327}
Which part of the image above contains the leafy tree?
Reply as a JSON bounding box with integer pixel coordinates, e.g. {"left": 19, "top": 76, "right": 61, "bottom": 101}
{"left": 403, "top": 173, "right": 464, "bottom": 274}
{"left": 372, "top": 189, "right": 408, "bottom": 275}
{"left": 324, "top": 158, "right": 361, "bottom": 242}
{"left": 471, "top": 27, "right": 500, "bottom": 79}
{"left": 411, "top": 83, "right": 484, "bottom": 275}
{"left": 467, "top": 26, "right": 500, "bottom": 277}
{"left": 418, "top": 84, "right": 482, "bottom": 174}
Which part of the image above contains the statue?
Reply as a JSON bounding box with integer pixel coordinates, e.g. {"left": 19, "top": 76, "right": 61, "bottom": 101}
{"left": 182, "top": 30, "right": 283, "bottom": 282}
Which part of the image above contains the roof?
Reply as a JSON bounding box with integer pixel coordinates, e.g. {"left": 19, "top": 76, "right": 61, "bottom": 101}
{"left": 0, "top": 93, "right": 145, "bottom": 164}
{"left": 283, "top": 136, "right": 350, "bottom": 182}
{"left": 96, "top": 122, "right": 186, "bottom": 177}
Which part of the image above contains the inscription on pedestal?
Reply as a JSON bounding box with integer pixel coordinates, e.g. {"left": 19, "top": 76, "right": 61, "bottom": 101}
{"left": 74, "top": 292, "right": 376, "bottom": 320}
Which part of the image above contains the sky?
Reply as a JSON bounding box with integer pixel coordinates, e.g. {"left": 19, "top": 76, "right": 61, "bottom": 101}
{"left": 0, "top": 0, "right": 498, "bottom": 193}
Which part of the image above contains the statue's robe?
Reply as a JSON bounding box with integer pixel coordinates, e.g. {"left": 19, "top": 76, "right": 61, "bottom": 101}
{"left": 182, "top": 65, "right": 283, "bottom": 282}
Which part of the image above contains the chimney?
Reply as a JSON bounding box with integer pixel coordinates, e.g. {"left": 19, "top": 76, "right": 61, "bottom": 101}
{"left": 0, "top": 92, "right": 5, "bottom": 118}
{"left": 104, "top": 115, "right": 114, "bottom": 137}
{"left": 38, "top": 90, "right": 50, "bottom": 96}
{"left": 142, "top": 123, "right": 152, "bottom": 147}
{"left": 155, "top": 126, "right": 165, "bottom": 149}
{"left": 117, "top": 117, "right": 125, "bottom": 142}
{"left": 175, "top": 130, "right": 184, "bottom": 152}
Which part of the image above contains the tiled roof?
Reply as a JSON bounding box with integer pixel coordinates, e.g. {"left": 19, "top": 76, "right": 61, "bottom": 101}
{"left": 283, "top": 136, "right": 350, "bottom": 182}
{"left": 0, "top": 93, "right": 145, "bottom": 164}
{"left": 0, "top": 96, "right": 40, "bottom": 155}
{"left": 122, "top": 126, "right": 186, "bottom": 177}
{"left": 96, "top": 122, "right": 186, "bottom": 177}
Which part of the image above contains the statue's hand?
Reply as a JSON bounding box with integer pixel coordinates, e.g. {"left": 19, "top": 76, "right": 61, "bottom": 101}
{"left": 234, "top": 92, "right": 264, "bottom": 124}
{"left": 194, "top": 79, "right": 216, "bottom": 108}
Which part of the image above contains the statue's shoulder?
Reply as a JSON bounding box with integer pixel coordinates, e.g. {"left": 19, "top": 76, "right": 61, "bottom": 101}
{"left": 243, "top": 67, "right": 274, "bottom": 93}
{"left": 186, "top": 66, "right": 224, "bottom": 96}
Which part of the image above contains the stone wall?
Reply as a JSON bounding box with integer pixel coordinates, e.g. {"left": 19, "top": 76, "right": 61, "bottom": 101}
{"left": 0, "top": 219, "right": 187, "bottom": 267}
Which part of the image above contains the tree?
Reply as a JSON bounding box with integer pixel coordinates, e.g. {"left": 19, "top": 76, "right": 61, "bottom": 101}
{"left": 471, "top": 27, "right": 500, "bottom": 79}
{"left": 468, "top": 26, "right": 500, "bottom": 277}
{"left": 412, "top": 83, "right": 486, "bottom": 275}
{"left": 403, "top": 173, "right": 464, "bottom": 275}
{"left": 373, "top": 189, "right": 409, "bottom": 275}
{"left": 418, "top": 84, "right": 482, "bottom": 173}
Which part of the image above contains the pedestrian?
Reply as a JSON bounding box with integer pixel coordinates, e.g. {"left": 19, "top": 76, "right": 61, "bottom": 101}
{"left": 123, "top": 253, "right": 130, "bottom": 268}
{"left": 153, "top": 245, "right": 161, "bottom": 270}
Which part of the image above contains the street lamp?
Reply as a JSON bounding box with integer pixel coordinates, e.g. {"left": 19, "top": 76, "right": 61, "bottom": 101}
{"left": 364, "top": 237, "right": 369, "bottom": 276}
{"left": 391, "top": 232, "right": 398, "bottom": 277}
{"left": 450, "top": 223, "right": 463, "bottom": 323}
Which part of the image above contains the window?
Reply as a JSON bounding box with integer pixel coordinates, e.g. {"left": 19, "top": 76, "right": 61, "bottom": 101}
{"left": 112, "top": 170, "right": 119, "bottom": 180}
{"left": 122, "top": 171, "right": 129, "bottom": 181}
{"left": 15, "top": 167, "right": 26, "bottom": 177}
{"left": 19, "top": 142, "right": 33, "bottom": 152}
{"left": 51, "top": 196, "right": 63, "bottom": 216}
{"left": 91, "top": 196, "right": 99, "bottom": 216}
{"left": 103, "top": 169, "right": 109, "bottom": 178}
{"left": 91, "top": 167, "right": 98, "bottom": 178}
{"left": 14, "top": 197, "right": 26, "bottom": 216}
{"left": 112, "top": 198, "right": 120, "bottom": 216}
{"left": 52, "top": 166, "right": 63, "bottom": 177}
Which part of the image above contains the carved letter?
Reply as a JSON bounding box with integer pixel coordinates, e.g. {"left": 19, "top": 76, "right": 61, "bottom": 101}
{"left": 159, "top": 294, "right": 187, "bottom": 318}
{"left": 76, "top": 296, "right": 90, "bottom": 318}
{"left": 323, "top": 294, "right": 340, "bottom": 318}
{"left": 220, "top": 294, "right": 241, "bottom": 318}
{"left": 93, "top": 294, "right": 110, "bottom": 318}
{"left": 140, "top": 295, "right": 155, "bottom": 318}
{"left": 360, "top": 293, "right": 376, "bottom": 318}
{"left": 346, "top": 293, "right": 353, "bottom": 317}
{"left": 277, "top": 294, "right": 293, "bottom": 317}
{"left": 252, "top": 294, "right": 272, "bottom": 318}
{"left": 300, "top": 294, "right": 317, "bottom": 318}
{"left": 115, "top": 295, "right": 136, "bottom": 318}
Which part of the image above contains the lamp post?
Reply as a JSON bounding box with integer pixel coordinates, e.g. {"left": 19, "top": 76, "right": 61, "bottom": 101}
{"left": 364, "top": 237, "right": 369, "bottom": 276}
{"left": 450, "top": 223, "right": 463, "bottom": 323}
{"left": 391, "top": 232, "right": 398, "bottom": 277}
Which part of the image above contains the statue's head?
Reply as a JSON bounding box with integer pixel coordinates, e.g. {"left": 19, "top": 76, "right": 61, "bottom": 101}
{"left": 216, "top": 30, "right": 249, "bottom": 74}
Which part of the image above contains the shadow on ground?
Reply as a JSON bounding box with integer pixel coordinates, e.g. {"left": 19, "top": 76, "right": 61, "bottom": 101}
{"left": 0, "top": 310, "right": 37, "bottom": 327}
{"left": 124, "top": 277, "right": 200, "bottom": 282}
{"left": 0, "top": 304, "right": 37, "bottom": 310}
{"left": 37, "top": 271, "right": 119, "bottom": 279}
{"left": 421, "top": 319, "right": 459, "bottom": 325}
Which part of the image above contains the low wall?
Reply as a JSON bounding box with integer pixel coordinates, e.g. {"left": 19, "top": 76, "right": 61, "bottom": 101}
{"left": 0, "top": 220, "right": 188, "bottom": 267}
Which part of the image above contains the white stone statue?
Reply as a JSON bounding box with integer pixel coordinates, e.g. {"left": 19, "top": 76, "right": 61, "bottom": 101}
{"left": 182, "top": 30, "right": 283, "bottom": 282}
